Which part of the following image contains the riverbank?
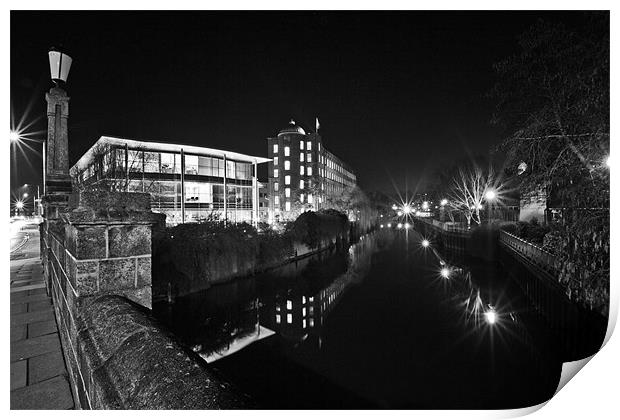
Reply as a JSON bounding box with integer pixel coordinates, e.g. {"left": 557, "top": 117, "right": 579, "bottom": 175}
{"left": 152, "top": 210, "right": 357, "bottom": 301}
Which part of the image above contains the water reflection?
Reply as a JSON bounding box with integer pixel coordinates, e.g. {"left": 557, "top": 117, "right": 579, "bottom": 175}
{"left": 154, "top": 229, "right": 561, "bottom": 408}
{"left": 154, "top": 232, "right": 389, "bottom": 363}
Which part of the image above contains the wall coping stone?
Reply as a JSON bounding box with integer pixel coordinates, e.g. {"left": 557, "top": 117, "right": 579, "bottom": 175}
{"left": 78, "top": 295, "right": 255, "bottom": 409}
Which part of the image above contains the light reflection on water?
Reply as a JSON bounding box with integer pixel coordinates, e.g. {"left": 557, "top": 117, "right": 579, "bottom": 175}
{"left": 153, "top": 229, "right": 561, "bottom": 408}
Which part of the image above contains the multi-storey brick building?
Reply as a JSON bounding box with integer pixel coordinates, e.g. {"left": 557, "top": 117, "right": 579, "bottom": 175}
{"left": 267, "top": 120, "right": 357, "bottom": 223}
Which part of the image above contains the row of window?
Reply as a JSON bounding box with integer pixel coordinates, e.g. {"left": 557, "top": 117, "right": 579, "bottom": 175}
{"left": 273, "top": 141, "right": 314, "bottom": 156}
{"left": 94, "top": 148, "right": 253, "bottom": 181}
{"left": 273, "top": 165, "right": 313, "bottom": 178}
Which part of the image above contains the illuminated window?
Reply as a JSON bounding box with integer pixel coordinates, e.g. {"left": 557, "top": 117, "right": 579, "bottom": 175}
{"left": 307, "top": 153, "right": 312, "bottom": 163}
{"left": 308, "top": 194, "right": 313, "bottom": 204}
{"left": 303, "top": 319, "right": 307, "bottom": 329}
{"left": 285, "top": 188, "right": 291, "bottom": 198}
{"left": 287, "top": 300, "right": 292, "bottom": 310}
{"left": 274, "top": 157, "right": 278, "bottom": 166}
{"left": 306, "top": 141, "right": 312, "bottom": 151}
{"left": 273, "top": 144, "right": 278, "bottom": 154}
{"left": 285, "top": 201, "right": 291, "bottom": 211}
{"left": 300, "top": 153, "right": 304, "bottom": 162}
{"left": 300, "top": 140, "right": 304, "bottom": 150}
{"left": 318, "top": 143, "right": 321, "bottom": 151}
{"left": 276, "top": 314, "right": 281, "bottom": 324}
{"left": 308, "top": 296, "right": 314, "bottom": 302}
{"left": 302, "top": 296, "right": 306, "bottom": 304}
{"left": 285, "top": 175, "right": 291, "bottom": 185}
{"left": 287, "top": 314, "right": 292, "bottom": 324}
{"left": 302, "top": 308, "right": 306, "bottom": 316}
{"left": 274, "top": 196, "right": 280, "bottom": 206}
{"left": 284, "top": 146, "right": 290, "bottom": 157}
{"left": 309, "top": 318, "right": 314, "bottom": 327}
{"left": 307, "top": 167, "right": 313, "bottom": 176}
{"left": 284, "top": 160, "right": 290, "bottom": 170}
{"left": 300, "top": 166, "right": 305, "bottom": 175}
{"left": 299, "top": 180, "right": 304, "bottom": 189}
{"left": 274, "top": 182, "right": 279, "bottom": 192}
{"left": 274, "top": 169, "right": 279, "bottom": 178}
{"left": 300, "top": 194, "right": 305, "bottom": 203}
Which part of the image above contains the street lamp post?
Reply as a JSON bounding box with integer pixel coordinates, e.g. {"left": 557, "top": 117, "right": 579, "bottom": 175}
{"left": 485, "top": 190, "right": 496, "bottom": 223}
{"left": 44, "top": 46, "right": 73, "bottom": 219}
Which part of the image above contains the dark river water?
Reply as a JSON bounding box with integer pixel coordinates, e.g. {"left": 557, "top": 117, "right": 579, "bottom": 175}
{"left": 153, "top": 229, "right": 564, "bottom": 409}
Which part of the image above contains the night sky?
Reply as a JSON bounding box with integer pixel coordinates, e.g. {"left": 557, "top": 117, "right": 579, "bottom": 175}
{"left": 10, "top": 11, "right": 586, "bottom": 195}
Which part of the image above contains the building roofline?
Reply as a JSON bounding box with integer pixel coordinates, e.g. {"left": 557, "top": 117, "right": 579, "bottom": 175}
{"left": 72, "top": 135, "right": 271, "bottom": 173}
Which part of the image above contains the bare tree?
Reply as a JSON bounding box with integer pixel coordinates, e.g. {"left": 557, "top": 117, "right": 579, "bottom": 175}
{"left": 446, "top": 163, "right": 494, "bottom": 228}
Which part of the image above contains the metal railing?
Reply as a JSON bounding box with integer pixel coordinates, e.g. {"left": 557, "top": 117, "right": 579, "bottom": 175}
{"left": 417, "top": 217, "right": 470, "bottom": 234}
{"left": 499, "top": 230, "right": 557, "bottom": 275}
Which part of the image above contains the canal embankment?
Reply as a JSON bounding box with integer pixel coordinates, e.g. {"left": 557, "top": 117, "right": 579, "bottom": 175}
{"left": 412, "top": 216, "right": 607, "bottom": 359}
{"left": 152, "top": 210, "right": 354, "bottom": 301}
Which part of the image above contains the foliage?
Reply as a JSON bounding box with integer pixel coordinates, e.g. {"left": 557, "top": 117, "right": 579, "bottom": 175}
{"left": 502, "top": 220, "right": 551, "bottom": 246}
{"left": 553, "top": 210, "right": 609, "bottom": 316}
{"left": 287, "top": 210, "right": 349, "bottom": 249}
{"left": 491, "top": 14, "right": 609, "bottom": 208}
{"left": 492, "top": 15, "right": 609, "bottom": 316}
{"left": 153, "top": 210, "right": 350, "bottom": 297}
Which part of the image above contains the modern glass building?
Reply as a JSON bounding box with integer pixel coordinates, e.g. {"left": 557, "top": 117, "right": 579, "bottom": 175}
{"left": 71, "top": 136, "right": 270, "bottom": 225}
{"left": 266, "top": 120, "right": 357, "bottom": 222}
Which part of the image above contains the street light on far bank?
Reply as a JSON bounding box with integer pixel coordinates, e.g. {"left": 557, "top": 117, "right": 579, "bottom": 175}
{"left": 485, "top": 190, "right": 496, "bottom": 201}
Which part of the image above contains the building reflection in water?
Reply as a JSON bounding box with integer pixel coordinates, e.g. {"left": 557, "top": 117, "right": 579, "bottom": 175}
{"left": 155, "top": 231, "right": 389, "bottom": 363}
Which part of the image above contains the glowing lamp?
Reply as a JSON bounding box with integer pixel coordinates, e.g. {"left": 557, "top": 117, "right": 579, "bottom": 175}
{"left": 403, "top": 205, "right": 412, "bottom": 214}
{"left": 397, "top": 211, "right": 403, "bottom": 216}
{"left": 422, "top": 201, "right": 429, "bottom": 210}
{"left": 421, "top": 239, "right": 430, "bottom": 248}
{"left": 48, "top": 47, "right": 73, "bottom": 84}
{"left": 485, "top": 190, "right": 496, "bottom": 200}
{"left": 397, "top": 223, "right": 403, "bottom": 229}
{"left": 440, "top": 268, "right": 450, "bottom": 278}
{"left": 10, "top": 131, "right": 20, "bottom": 142}
{"left": 380, "top": 224, "right": 384, "bottom": 228}
{"left": 484, "top": 310, "right": 497, "bottom": 325}
{"left": 404, "top": 223, "right": 411, "bottom": 229}
{"left": 440, "top": 199, "right": 448, "bottom": 206}
{"left": 387, "top": 223, "right": 392, "bottom": 228}
{"left": 16, "top": 201, "right": 24, "bottom": 209}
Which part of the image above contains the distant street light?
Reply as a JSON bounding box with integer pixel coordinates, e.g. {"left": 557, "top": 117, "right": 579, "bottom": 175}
{"left": 484, "top": 309, "right": 497, "bottom": 325}
{"left": 16, "top": 200, "right": 24, "bottom": 209}
{"left": 403, "top": 204, "right": 412, "bottom": 214}
{"left": 485, "top": 189, "right": 497, "bottom": 223}
{"left": 440, "top": 199, "right": 448, "bottom": 206}
{"left": 440, "top": 268, "right": 450, "bottom": 279}
{"left": 404, "top": 222, "right": 411, "bottom": 229}
{"left": 397, "top": 223, "right": 403, "bottom": 229}
{"left": 422, "top": 201, "right": 429, "bottom": 210}
{"left": 421, "top": 239, "right": 430, "bottom": 248}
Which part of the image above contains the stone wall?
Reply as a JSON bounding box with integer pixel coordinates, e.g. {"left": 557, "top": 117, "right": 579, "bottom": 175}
{"left": 41, "top": 190, "right": 252, "bottom": 408}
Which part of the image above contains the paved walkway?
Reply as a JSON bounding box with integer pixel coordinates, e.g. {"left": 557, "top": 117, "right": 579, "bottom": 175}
{"left": 10, "top": 224, "right": 75, "bottom": 410}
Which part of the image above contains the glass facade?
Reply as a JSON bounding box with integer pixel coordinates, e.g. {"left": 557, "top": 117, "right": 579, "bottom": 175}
{"left": 76, "top": 144, "right": 259, "bottom": 226}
